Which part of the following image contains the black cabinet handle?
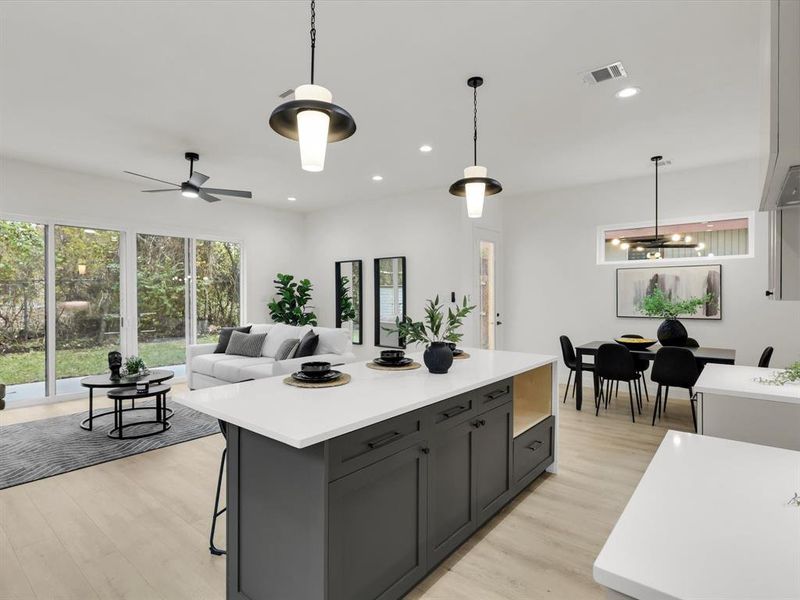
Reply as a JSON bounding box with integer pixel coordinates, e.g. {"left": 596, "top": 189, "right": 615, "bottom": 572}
{"left": 527, "top": 440, "right": 543, "bottom": 451}
{"left": 486, "top": 388, "right": 508, "bottom": 400}
{"left": 420, "top": 447, "right": 430, "bottom": 455}
{"left": 440, "top": 405, "right": 468, "bottom": 419}
{"left": 471, "top": 419, "right": 487, "bottom": 428}
{"left": 367, "top": 431, "right": 404, "bottom": 449}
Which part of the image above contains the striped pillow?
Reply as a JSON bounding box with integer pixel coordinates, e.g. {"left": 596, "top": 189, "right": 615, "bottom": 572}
{"left": 225, "top": 331, "right": 267, "bottom": 357}
{"left": 274, "top": 338, "right": 300, "bottom": 361}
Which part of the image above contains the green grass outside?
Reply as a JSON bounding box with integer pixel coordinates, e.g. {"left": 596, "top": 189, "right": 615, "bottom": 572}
{"left": 0, "top": 335, "right": 217, "bottom": 386}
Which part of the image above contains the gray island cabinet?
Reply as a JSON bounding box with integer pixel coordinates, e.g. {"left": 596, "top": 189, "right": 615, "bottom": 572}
{"left": 176, "top": 349, "right": 558, "bottom": 600}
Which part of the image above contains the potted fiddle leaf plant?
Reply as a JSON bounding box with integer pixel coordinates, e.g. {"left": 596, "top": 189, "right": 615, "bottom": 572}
{"left": 388, "top": 295, "right": 475, "bottom": 374}
{"left": 638, "top": 284, "right": 712, "bottom": 346}
{"left": 268, "top": 273, "right": 318, "bottom": 326}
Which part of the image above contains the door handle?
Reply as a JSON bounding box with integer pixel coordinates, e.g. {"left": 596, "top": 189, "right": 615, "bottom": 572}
{"left": 496, "top": 321, "right": 503, "bottom": 325}
{"left": 486, "top": 388, "right": 507, "bottom": 400}
{"left": 527, "top": 440, "right": 543, "bottom": 451}
{"left": 367, "top": 431, "right": 404, "bottom": 449}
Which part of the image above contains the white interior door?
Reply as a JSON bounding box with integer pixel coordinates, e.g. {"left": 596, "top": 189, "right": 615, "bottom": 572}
{"left": 474, "top": 227, "right": 504, "bottom": 350}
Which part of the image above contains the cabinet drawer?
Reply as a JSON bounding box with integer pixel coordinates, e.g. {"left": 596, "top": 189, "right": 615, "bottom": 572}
{"left": 474, "top": 379, "right": 513, "bottom": 413}
{"left": 428, "top": 392, "right": 477, "bottom": 429}
{"left": 513, "top": 416, "right": 554, "bottom": 484}
{"left": 328, "top": 411, "right": 424, "bottom": 480}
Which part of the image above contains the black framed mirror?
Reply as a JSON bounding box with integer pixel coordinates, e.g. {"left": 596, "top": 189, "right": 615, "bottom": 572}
{"left": 374, "top": 256, "right": 406, "bottom": 348}
{"left": 335, "top": 260, "right": 363, "bottom": 345}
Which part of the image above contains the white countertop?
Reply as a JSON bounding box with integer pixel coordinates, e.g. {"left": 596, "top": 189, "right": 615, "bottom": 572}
{"left": 594, "top": 431, "right": 800, "bottom": 600}
{"left": 695, "top": 363, "right": 800, "bottom": 404}
{"left": 174, "top": 348, "right": 556, "bottom": 448}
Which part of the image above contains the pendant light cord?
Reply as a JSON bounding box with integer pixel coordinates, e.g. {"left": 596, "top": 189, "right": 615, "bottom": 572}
{"left": 473, "top": 84, "right": 478, "bottom": 166}
{"left": 654, "top": 158, "right": 659, "bottom": 241}
{"left": 310, "top": 0, "right": 316, "bottom": 84}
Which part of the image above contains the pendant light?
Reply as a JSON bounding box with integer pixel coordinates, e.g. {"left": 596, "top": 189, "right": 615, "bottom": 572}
{"left": 449, "top": 76, "right": 502, "bottom": 218}
{"left": 269, "top": 0, "right": 356, "bottom": 172}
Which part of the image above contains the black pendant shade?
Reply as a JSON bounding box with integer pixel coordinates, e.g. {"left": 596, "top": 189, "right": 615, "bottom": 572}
{"left": 268, "top": 1, "right": 356, "bottom": 146}
{"left": 269, "top": 100, "right": 356, "bottom": 143}
{"left": 449, "top": 76, "right": 502, "bottom": 199}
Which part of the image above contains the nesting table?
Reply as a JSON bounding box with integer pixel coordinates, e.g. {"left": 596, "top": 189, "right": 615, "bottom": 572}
{"left": 79, "top": 370, "right": 174, "bottom": 432}
{"left": 106, "top": 384, "right": 172, "bottom": 439}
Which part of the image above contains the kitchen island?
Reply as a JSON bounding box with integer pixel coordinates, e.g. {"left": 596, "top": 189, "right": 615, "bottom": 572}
{"left": 594, "top": 431, "right": 800, "bottom": 600}
{"left": 695, "top": 363, "right": 800, "bottom": 450}
{"left": 175, "top": 348, "right": 558, "bottom": 600}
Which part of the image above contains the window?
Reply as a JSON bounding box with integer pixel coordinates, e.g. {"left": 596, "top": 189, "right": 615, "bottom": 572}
{"left": 0, "top": 220, "right": 47, "bottom": 401}
{"left": 599, "top": 214, "right": 753, "bottom": 264}
{"left": 0, "top": 217, "right": 242, "bottom": 405}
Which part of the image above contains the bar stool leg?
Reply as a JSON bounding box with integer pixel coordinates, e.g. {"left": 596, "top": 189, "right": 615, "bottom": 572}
{"left": 210, "top": 447, "right": 227, "bottom": 556}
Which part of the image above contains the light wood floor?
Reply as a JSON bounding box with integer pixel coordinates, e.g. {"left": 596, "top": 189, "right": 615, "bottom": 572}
{"left": 0, "top": 384, "right": 695, "bottom": 600}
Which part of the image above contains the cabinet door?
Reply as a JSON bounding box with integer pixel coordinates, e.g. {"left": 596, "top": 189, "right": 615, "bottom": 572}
{"left": 475, "top": 401, "right": 513, "bottom": 525}
{"left": 329, "top": 444, "right": 428, "bottom": 600}
{"left": 427, "top": 418, "right": 476, "bottom": 568}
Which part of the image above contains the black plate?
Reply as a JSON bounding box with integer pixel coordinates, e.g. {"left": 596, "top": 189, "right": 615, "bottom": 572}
{"left": 452, "top": 349, "right": 464, "bottom": 356}
{"left": 291, "top": 370, "right": 342, "bottom": 383}
{"left": 373, "top": 357, "right": 413, "bottom": 367}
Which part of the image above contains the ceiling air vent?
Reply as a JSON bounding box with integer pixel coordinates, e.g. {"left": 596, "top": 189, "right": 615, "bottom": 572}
{"left": 582, "top": 61, "right": 627, "bottom": 85}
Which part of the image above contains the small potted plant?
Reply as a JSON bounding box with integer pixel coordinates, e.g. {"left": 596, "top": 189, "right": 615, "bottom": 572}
{"left": 123, "top": 355, "right": 149, "bottom": 378}
{"left": 638, "top": 284, "right": 711, "bottom": 346}
{"left": 758, "top": 361, "right": 800, "bottom": 386}
{"left": 388, "top": 296, "right": 475, "bottom": 374}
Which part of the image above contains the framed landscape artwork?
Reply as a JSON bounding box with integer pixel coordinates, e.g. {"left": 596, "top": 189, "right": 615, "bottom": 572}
{"left": 616, "top": 264, "right": 722, "bottom": 319}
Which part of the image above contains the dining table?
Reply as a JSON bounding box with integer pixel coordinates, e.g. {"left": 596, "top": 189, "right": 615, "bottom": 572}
{"left": 573, "top": 341, "right": 736, "bottom": 411}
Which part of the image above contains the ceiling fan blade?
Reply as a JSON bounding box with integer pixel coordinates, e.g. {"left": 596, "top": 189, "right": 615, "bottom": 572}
{"left": 201, "top": 187, "right": 252, "bottom": 199}
{"left": 142, "top": 188, "right": 179, "bottom": 193}
{"left": 199, "top": 191, "right": 222, "bottom": 203}
{"left": 123, "top": 171, "right": 179, "bottom": 187}
{"left": 189, "top": 171, "right": 210, "bottom": 187}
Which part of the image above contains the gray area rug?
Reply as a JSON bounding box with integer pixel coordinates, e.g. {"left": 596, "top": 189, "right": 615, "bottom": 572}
{"left": 0, "top": 399, "right": 220, "bottom": 490}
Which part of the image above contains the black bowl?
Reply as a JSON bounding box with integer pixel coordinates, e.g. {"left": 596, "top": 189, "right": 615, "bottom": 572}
{"left": 380, "top": 350, "right": 405, "bottom": 363}
{"left": 301, "top": 361, "right": 332, "bottom": 376}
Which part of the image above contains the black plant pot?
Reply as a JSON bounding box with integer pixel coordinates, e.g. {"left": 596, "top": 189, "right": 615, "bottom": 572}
{"left": 657, "top": 318, "right": 688, "bottom": 347}
{"left": 423, "top": 342, "right": 454, "bottom": 374}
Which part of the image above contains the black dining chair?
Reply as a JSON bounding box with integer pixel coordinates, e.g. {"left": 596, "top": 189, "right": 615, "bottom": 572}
{"left": 619, "top": 334, "right": 651, "bottom": 404}
{"left": 595, "top": 343, "right": 642, "bottom": 422}
{"left": 758, "top": 346, "right": 774, "bottom": 368}
{"left": 685, "top": 338, "right": 700, "bottom": 348}
{"left": 210, "top": 420, "right": 227, "bottom": 556}
{"left": 650, "top": 347, "right": 701, "bottom": 431}
{"left": 559, "top": 335, "right": 596, "bottom": 404}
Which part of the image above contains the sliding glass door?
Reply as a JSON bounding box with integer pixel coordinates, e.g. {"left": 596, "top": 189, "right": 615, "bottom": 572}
{"left": 195, "top": 239, "right": 241, "bottom": 344}
{"left": 54, "top": 226, "right": 122, "bottom": 393}
{"left": 136, "top": 233, "right": 189, "bottom": 369}
{"left": 0, "top": 220, "right": 47, "bottom": 401}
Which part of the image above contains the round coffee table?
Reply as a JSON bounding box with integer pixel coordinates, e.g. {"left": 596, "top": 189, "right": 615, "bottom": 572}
{"left": 106, "top": 384, "right": 172, "bottom": 439}
{"left": 79, "top": 370, "right": 174, "bottom": 431}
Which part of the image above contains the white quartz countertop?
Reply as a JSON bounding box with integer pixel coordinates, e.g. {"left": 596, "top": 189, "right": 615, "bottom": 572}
{"left": 174, "top": 348, "right": 556, "bottom": 448}
{"left": 594, "top": 431, "right": 800, "bottom": 600}
{"left": 695, "top": 363, "right": 800, "bottom": 404}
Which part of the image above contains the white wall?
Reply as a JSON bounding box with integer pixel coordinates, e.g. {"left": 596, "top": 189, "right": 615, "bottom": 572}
{"left": 304, "top": 187, "right": 504, "bottom": 360}
{"left": 502, "top": 159, "right": 800, "bottom": 380}
{"left": 0, "top": 156, "right": 306, "bottom": 323}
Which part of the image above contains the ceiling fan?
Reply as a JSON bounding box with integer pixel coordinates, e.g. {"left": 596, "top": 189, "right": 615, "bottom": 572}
{"left": 124, "top": 152, "right": 252, "bottom": 203}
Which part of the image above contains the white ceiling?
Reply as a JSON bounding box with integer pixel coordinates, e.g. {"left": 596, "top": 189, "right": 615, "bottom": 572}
{"left": 0, "top": 1, "right": 766, "bottom": 212}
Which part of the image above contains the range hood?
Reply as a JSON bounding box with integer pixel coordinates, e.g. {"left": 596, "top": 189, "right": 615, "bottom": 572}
{"left": 761, "top": 0, "right": 800, "bottom": 210}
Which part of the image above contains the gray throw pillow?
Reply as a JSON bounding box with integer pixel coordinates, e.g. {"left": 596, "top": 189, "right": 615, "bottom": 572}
{"left": 214, "top": 325, "right": 252, "bottom": 353}
{"left": 225, "top": 331, "right": 267, "bottom": 357}
{"left": 274, "top": 338, "right": 300, "bottom": 361}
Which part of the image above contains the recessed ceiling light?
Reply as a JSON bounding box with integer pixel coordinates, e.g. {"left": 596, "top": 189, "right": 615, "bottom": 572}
{"left": 372, "top": 175, "right": 383, "bottom": 181}
{"left": 615, "top": 87, "right": 640, "bottom": 99}
{"left": 419, "top": 145, "right": 433, "bottom": 153}
{"left": 611, "top": 238, "right": 621, "bottom": 246}
{"left": 287, "top": 196, "right": 297, "bottom": 202}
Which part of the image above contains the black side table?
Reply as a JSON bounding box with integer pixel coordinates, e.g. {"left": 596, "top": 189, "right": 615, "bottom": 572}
{"left": 79, "top": 370, "right": 174, "bottom": 431}
{"left": 106, "top": 384, "right": 172, "bottom": 439}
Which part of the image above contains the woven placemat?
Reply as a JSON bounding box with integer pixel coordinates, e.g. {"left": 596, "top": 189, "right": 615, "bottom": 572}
{"left": 366, "top": 361, "right": 422, "bottom": 372}
{"left": 283, "top": 373, "right": 352, "bottom": 388}
{"left": 453, "top": 352, "right": 471, "bottom": 360}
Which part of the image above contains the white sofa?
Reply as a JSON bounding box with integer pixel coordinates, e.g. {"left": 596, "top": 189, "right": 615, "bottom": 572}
{"left": 186, "top": 323, "right": 357, "bottom": 390}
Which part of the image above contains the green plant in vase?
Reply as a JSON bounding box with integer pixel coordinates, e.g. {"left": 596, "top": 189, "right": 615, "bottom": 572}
{"left": 267, "top": 273, "right": 318, "bottom": 326}
{"left": 387, "top": 295, "right": 475, "bottom": 374}
{"left": 123, "top": 355, "right": 147, "bottom": 377}
{"left": 638, "top": 284, "right": 712, "bottom": 346}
